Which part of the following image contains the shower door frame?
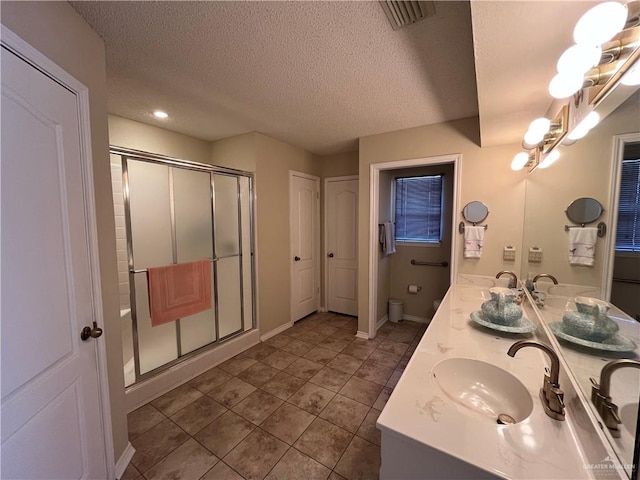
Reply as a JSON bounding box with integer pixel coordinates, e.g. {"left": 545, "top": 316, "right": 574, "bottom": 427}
{"left": 112, "top": 146, "right": 257, "bottom": 385}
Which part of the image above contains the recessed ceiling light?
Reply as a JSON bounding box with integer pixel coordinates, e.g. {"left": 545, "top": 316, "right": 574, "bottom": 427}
{"left": 153, "top": 110, "right": 169, "bottom": 119}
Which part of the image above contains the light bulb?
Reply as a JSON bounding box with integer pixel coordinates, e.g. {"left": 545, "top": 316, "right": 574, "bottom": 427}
{"left": 568, "top": 123, "right": 590, "bottom": 140}
{"left": 528, "top": 118, "right": 551, "bottom": 137}
{"left": 568, "top": 111, "right": 600, "bottom": 140}
{"left": 574, "top": 2, "right": 627, "bottom": 46}
{"left": 538, "top": 149, "right": 560, "bottom": 169}
{"left": 621, "top": 61, "right": 640, "bottom": 86}
{"left": 524, "top": 129, "right": 545, "bottom": 146}
{"left": 548, "top": 72, "right": 584, "bottom": 99}
{"left": 153, "top": 110, "right": 169, "bottom": 119}
{"left": 557, "top": 45, "right": 602, "bottom": 74}
{"left": 511, "top": 152, "right": 530, "bottom": 171}
{"left": 582, "top": 111, "right": 600, "bottom": 130}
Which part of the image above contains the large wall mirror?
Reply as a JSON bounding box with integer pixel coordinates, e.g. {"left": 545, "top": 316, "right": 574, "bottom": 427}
{"left": 521, "top": 80, "right": 640, "bottom": 478}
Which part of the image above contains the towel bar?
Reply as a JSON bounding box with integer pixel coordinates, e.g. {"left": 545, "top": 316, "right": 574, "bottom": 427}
{"left": 459, "top": 222, "right": 488, "bottom": 234}
{"left": 564, "top": 222, "right": 606, "bottom": 238}
{"left": 130, "top": 256, "right": 232, "bottom": 274}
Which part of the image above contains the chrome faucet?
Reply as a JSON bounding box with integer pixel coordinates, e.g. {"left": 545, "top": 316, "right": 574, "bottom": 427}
{"left": 524, "top": 274, "right": 558, "bottom": 307}
{"left": 508, "top": 340, "right": 565, "bottom": 421}
{"left": 590, "top": 359, "right": 640, "bottom": 438}
{"left": 496, "top": 271, "right": 518, "bottom": 289}
{"left": 532, "top": 273, "right": 558, "bottom": 285}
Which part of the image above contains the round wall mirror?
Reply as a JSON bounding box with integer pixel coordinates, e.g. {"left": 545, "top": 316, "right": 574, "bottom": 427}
{"left": 565, "top": 197, "right": 604, "bottom": 225}
{"left": 462, "top": 201, "right": 489, "bottom": 224}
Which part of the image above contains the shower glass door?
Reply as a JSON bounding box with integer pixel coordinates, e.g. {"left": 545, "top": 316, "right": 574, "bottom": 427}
{"left": 117, "top": 149, "right": 255, "bottom": 384}
{"left": 213, "top": 173, "right": 243, "bottom": 339}
{"left": 173, "top": 167, "right": 216, "bottom": 355}
{"left": 127, "top": 160, "right": 178, "bottom": 375}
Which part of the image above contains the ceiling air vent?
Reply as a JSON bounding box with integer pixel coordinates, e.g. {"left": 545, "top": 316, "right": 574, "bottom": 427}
{"left": 380, "top": 1, "right": 435, "bottom": 30}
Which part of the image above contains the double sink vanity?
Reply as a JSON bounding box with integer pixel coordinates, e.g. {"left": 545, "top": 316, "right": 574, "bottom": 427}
{"left": 377, "top": 274, "right": 639, "bottom": 480}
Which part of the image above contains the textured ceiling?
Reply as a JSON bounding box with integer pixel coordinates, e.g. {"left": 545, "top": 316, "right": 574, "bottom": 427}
{"left": 71, "top": 1, "right": 479, "bottom": 155}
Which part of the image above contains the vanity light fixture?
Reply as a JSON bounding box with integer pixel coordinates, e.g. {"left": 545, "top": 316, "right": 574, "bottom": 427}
{"left": 511, "top": 152, "right": 531, "bottom": 171}
{"left": 538, "top": 149, "right": 560, "bottom": 169}
{"left": 548, "top": 71, "right": 585, "bottom": 99}
{"left": 517, "top": 1, "right": 640, "bottom": 173}
{"left": 567, "top": 111, "right": 600, "bottom": 140}
{"left": 621, "top": 60, "right": 640, "bottom": 84}
{"left": 511, "top": 149, "right": 540, "bottom": 172}
{"left": 557, "top": 45, "right": 602, "bottom": 75}
{"left": 153, "top": 110, "right": 169, "bottom": 119}
{"left": 547, "top": 1, "right": 640, "bottom": 99}
{"left": 523, "top": 118, "right": 551, "bottom": 145}
{"left": 573, "top": 1, "right": 628, "bottom": 47}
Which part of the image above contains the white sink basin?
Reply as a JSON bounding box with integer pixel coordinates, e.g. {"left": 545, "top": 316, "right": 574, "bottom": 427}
{"left": 432, "top": 358, "right": 533, "bottom": 423}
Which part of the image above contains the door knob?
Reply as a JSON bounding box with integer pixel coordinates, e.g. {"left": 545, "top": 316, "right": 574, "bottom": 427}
{"left": 294, "top": 256, "right": 301, "bottom": 261}
{"left": 81, "top": 321, "right": 103, "bottom": 341}
{"left": 327, "top": 253, "right": 334, "bottom": 258}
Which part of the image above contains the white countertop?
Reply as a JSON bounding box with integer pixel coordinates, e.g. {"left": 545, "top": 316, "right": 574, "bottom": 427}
{"left": 377, "top": 279, "right": 619, "bottom": 479}
{"left": 532, "top": 295, "right": 640, "bottom": 474}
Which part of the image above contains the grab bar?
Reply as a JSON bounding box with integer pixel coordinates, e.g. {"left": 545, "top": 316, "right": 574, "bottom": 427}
{"left": 411, "top": 259, "right": 449, "bottom": 267}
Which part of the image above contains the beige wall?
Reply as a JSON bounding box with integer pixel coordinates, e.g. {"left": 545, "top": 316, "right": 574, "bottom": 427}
{"left": 109, "top": 115, "right": 211, "bottom": 164}
{"left": 359, "top": 117, "right": 526, "bottom": 333}
{"left": 318, "top": 150, "right": 359, "bottom": 178}
{"left": 210, "top": 132, "right": 258, "bottom": 172}
{"left": 522, "top": 93, "right": 640, "bottom": 288}
{"left": 254, "top": 134, "right": 320, "bottom": 333}
{"left": 1, "top": 1, "right": 128, "bottom": 462}
{"left": 210, "top": 133, "right": 320, "bottom": 335}
{"left": 388, "top": 164, "right": 455, "bottom": 320}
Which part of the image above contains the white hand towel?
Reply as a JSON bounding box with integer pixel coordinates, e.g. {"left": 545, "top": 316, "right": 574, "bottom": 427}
{"left": 464, "top": 226, "right": 484, "bottom": 258}
{"left": 569, "top": 227, "right": 597, "bottom": 266}
{"left": 381, "top": 222, "right": 396, "bottom": 256}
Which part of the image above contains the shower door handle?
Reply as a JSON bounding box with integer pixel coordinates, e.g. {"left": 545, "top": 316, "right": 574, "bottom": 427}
{"left": 81, "top": 321, "right": 103, "bottom": 341}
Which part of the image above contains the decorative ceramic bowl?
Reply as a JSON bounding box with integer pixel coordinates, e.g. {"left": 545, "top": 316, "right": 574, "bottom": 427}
{"left": 562, "top": 297, "right": 619, "bottom": 342}
{"left": 480, "top": 287, "right": 523, "bottom": 326}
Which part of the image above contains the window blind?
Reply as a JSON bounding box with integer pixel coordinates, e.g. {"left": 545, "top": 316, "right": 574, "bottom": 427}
{"left": 394, "top": 175, "right": 443, "bottom": 242}
{"left": 615, "top": 157, "right": 640, "bottom": 252}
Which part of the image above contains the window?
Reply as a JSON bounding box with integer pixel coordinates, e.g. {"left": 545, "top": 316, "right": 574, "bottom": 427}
{"left": 616, "top": 151, "right": 640, "bottom": 252}
{"left": 394, "top": 174, "right": 443, "bottom": 243}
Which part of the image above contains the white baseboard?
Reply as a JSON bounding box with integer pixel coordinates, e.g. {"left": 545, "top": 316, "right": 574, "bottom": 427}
{"left": 376, "top": 315, "right": 388, "bottom": 330}
{"left": 355, "top": 330, "right": 369, "bottom": 340}
{"left": 403, "top": 314, "right": 430, "bottom": 324}
{"left": 260, "top": 321, "right": 293, "bottom": 341}
{"left": 115, "top": 442, "right": 135, "bottom": 480}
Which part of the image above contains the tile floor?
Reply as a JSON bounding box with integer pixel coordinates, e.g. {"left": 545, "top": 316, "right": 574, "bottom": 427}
{"left": 121, "top": 313, "right": 427, "bottom": 480}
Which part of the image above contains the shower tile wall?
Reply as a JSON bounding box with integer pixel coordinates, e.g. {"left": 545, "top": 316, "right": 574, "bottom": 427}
{"left": 111, "top": 155, "right": 130, "bottom": 311}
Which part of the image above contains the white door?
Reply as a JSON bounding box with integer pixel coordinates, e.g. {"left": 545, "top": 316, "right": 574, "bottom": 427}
{"left": 326, "top": 177, "right": 358, "bottom": 316}
{"left": 290, "top": 172, "right": 320, "bottom": 322}
{"left": 1, "top": 44, "right": 109, "bottom": 478}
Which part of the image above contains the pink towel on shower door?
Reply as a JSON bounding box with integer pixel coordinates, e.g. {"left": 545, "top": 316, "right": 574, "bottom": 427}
{"left": 148, "top": 260, "right": 212, "bottom": 327}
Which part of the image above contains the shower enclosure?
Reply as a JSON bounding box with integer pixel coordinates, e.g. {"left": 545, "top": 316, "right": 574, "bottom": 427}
{"left": 111, "top": 147, "right": 255, "bottom": 387}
